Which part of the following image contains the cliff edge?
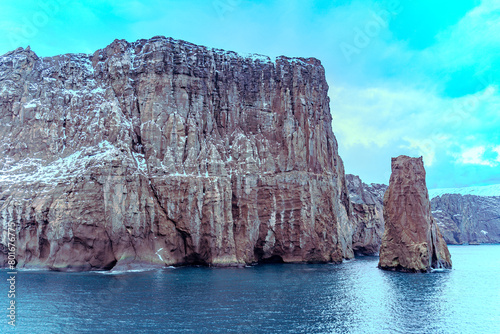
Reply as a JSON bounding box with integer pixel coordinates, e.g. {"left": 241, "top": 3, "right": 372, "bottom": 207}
{"left": 0, "top": 37, "right": 352, "bottom": 270}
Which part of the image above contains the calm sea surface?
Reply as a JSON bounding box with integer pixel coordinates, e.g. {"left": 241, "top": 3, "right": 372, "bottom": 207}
{"left": 1, "top": 245, "right": 499, "bottom": 333}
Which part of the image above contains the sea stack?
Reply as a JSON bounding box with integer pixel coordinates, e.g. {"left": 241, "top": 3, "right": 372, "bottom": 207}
{"left": 378, "top": 156, "right": 451, "bottom": 272}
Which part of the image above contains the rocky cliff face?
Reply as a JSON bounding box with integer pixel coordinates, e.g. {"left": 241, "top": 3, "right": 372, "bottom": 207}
{"left": 378, "top": 156, "right": 451, "bottom": 272}
{"left": 346, "top": 174, "right": 386, "bottom": 255}
{"left": 431, "top": 194, "right": 500, "bottom": 244}
{"left": 0, "top": 36, "right": 353, "bottom": 270}
{"left": 348, "top": 173, "right": 500, "bottom": 247}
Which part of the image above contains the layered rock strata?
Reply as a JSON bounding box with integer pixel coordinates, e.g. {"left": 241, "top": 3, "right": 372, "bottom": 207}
{"left": 0, "top": 36, "right": 353, "bottom": 270}
{"left": 347, "top": 173, "right": 500, "bottom": 246}
{"left": 432, "top": 194, "right": 500, "bottom": 244}
{"left": 346, "top": 174, "right": 386, "bottom": 255}
{"left": 378, "top": 156, "right": 451, "bottom": 272}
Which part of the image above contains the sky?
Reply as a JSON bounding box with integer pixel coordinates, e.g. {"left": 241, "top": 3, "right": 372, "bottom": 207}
{"left": 0, "top": 0, "right": 499, "bottom": 189}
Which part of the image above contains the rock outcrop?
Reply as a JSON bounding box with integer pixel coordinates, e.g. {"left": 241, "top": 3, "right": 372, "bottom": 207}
{"left": 347, "top": 173, "right": 500, "bottom": 246}
{"left": 346, "top": 174, "right": 386, "bottom": 255}
{"left": 432, "top": 194, "right": 500, "bottom": 244}
{"left": 378, "top": 156, "right": 451, "bottom": 272}
{"left": 0, "top": 36, "right": 353, "bottom": 271}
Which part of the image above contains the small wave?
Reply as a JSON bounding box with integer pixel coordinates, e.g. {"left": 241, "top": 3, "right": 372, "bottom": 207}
{"left": 6, "top": 268, "right": 44, "bottom": 272}
{"left": 97, "top": 267, "right": 164, "bottom": 275}
{"left": 430, "top": 268, "right": 451, "bottom": 273}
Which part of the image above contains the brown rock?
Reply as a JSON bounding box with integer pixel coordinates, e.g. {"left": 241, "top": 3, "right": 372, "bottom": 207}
{"left": 431, "top": 194, "right": 500, "bottom": 244}
{"left": 378, "top": 156, "right": 451, "bottom": 272}
{"left": 346, "top": 174, "right": 387, "bottom": 255}
{"left": 0, "top": 37, "right": 353, "bottom": 270}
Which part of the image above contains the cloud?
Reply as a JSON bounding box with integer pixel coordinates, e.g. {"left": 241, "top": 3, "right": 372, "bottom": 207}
{"left": 332, "top": 82, "right": 500, "bottom": 185}
{"left": 330, "top": 84, "right": 443, "bottom": 146}
{"left": 402, "top": 137, "right": 446, "bottom": 167}
{"left": 0, "top": 0, "right": 497, "bottom": 188}
{"left": 493, "top": 146, "right": 500, "bottom": 163}
{"left": 455, "top": 146, "right": 499, "bottom": 167}
{"left": 331, "top": 0, "right": 500, "bottom": 187}
{"left": 426, "top": 0, "right": 500, "bottom": 73}
{"left": 332, "top": 84, "right": 499, "bottom": 144}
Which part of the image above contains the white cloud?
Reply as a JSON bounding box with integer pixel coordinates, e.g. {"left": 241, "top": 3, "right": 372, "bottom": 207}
{"left": 423, "top": 0, "right": 500, "bottom": 73}
{"left": 494, "top": 146, "right": 500, "bottom": 162}
{"left": 455, "top": 146, "right": 499, "bottom": 167}
{"left": 402, "top": 138, "right": 436, "bottom": 166}
{"left": 332, "top": 83, "right": 499, "bottom": 140}
{"left": 329, "top": 0, "right": 500, "bottom": 187}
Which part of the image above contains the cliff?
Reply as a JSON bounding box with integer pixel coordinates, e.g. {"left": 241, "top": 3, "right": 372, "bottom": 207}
{"left": 347, "top": 173, "right": 500, "bottom": 246}
{"left": 346, "top": 174, "right": 386, "bottom": 255}
{"left": 431, "top": 194, "right": 500, "bottom": 244}
{"left": 0, "top": 37, "right": 353, "bottom": 270}
{"left": 378, "top": 156, "right": 451, "bottom": 272}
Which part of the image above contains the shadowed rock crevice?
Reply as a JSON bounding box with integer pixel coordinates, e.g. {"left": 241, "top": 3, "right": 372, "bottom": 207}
{"left": 257, "top": 254, "right": 284, "bottom": 264}
{"left": 346, "top": 174, "right": 387, "bottom": 255}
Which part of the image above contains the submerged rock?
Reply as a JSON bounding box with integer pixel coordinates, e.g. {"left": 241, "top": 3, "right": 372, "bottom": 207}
{"left": 378, "top": 156, "right": 451, "bottom": 272}
{"left": 0, "top": 37, "right": 352, "bottom": 270}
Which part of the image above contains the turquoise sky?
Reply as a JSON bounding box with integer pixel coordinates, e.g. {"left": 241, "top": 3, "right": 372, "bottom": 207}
{"left": 1, "top": 0, "right": 499, "bottom": 188}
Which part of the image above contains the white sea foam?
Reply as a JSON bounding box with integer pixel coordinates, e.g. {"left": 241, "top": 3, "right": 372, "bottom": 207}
{"left": 101, "top": 267, "right": 163, "bottom": 275}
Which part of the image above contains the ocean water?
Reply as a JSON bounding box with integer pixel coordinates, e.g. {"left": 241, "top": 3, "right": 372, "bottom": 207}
{"left": 1, "top": 245, "right": 499, "bottom": 333}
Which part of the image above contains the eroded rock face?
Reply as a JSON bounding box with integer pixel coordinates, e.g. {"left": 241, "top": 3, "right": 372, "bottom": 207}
{"left": 0, "top": 37, "right": 352, "bottom": 270}
{"left": 347, "top": 173, "right": 500, "bottom": 247}
{"left": 346, "top": 174, "right": 386, "bottom": 255}
{"left": 378, "top": 156, "right": 451, "bottom": 272}
{"left": 432, "top": 194, "right": 500, "bottom": 244}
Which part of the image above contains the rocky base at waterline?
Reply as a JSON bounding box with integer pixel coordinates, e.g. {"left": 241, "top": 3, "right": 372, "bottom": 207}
{"left": 0, "top": 36, "right": 353, "bottom": 271}
{"left": 378, "top": 156, "right": 451, "bottom": 273}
